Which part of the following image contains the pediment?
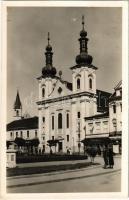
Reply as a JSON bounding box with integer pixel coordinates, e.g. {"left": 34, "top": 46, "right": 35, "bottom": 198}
{"left": 48, "top": 79, "right": 72, "bottom": 99}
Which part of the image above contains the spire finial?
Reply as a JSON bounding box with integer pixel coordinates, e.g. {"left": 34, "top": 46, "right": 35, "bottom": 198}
{"left": 82, "top": 15, "right": 85, "bottom": 30}
{"left": 48, "top": 32, "right": 50, "bottom": 45}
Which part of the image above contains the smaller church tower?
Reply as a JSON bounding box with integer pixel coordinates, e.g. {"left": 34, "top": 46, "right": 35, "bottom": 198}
{"left": 14, "top": 90, "right": 22, "bottom": 119}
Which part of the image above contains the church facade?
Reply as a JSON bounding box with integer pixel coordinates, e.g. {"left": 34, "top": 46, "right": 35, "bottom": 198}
{"left": 36, "top": 17, "right": 116, "bottom": 153}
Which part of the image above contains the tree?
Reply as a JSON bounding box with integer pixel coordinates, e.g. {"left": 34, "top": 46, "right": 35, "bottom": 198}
{"left": 47, "top": 139, "right": 59, "bottom": 154}
{"left": 14, "top": 137, "right": 25, "bottom": 147}
{"left": 86, "top": 146, "right": 98, "bottom": 163}
{"left": 14, "top": 137, "right": 25, "bottom": 153}
{"left": 31, "top": 138, "right": 40, "bottom": 147}
{"left": 31, "top": 138, "right": 40, "bottom": 154}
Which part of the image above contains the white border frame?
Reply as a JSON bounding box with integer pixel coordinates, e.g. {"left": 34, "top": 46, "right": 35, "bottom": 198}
{"left": 1, "top": 1, "right": 128, "bottom": 199}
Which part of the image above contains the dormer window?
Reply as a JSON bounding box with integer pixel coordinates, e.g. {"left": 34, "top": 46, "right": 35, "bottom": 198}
{"left": 77, "top": 78, "right": 80, "bottom": 89}
{"left": 42, "top": 88, "right": 45, "bottom": 98}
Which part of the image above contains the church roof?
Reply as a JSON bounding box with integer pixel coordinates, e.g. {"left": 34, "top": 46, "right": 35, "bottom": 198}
{"left": 14, "top": 91, "right": 22, "bottom": 110}
{"left": 7, "top": 116, "right": 38, "bottom": 131}
{"left": 85, "top": 112, "right": 109, "bottom": 121}
{"left": 60, "top": 79, "right": 72, "bottom": 91}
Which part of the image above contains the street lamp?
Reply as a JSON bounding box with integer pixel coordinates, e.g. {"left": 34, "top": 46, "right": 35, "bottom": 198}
{"left": 83, "top": 125, "right": 86, "bottom": 154}
{"left": 77, "top": 120, "right": 81, "bottom": 155}
{"left": 72, "top": 137, "right": 74, "bottom": 154}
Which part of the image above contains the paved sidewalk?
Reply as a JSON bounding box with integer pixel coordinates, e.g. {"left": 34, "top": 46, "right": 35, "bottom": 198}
{"left": 7, "top": 156, "right": 121, "bottom": 188}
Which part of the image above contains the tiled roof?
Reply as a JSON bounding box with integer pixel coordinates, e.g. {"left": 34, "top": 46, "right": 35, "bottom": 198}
{"left": 7, "top": 116, "right": 38, "bottom": 131}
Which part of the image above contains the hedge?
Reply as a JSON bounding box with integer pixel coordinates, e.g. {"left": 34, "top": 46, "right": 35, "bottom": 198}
{"left": 16, "top": 154, "right": 88, "bottom": 163}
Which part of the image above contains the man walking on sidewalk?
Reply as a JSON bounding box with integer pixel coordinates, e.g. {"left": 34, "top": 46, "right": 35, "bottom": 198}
{"left": 103, "top": 144, "right": 109, "bottom": 169}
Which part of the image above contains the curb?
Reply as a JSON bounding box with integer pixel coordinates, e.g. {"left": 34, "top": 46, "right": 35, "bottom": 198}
{"left": 7, "top": 169, "right": 121, "bottom": 189}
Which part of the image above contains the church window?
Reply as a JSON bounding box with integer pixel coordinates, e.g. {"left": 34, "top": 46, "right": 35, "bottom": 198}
{"left": 66, "top": 113, "right": 69, "bottom": 128}
{"left": 77, "top": 112, "right": 80, "bottom": 118}
{"left": 52, "top": 116, "right": 54, "bottom": 130}
{"left": 58, "top": 87, "right": 62, "bottom": 94}
{"left": 89, "top": 78, "right": 92, "bottom": 89}
{"left": 58, "top": 113, "right": 62, "bottom": 129}
{"left": 113, "top": 105, "right": 116, "bottom": 113}
{"left": 27, "top": 130, "right": 29, "bottom": 138}
{"left": 52, "top": 136, "right": 54, "bottom": 140}
{"left": 67, "top": 135, "right": 69, "bottom": 142}
{"left": 42, "top": 88, "right": 45, "bottom": 98}
{"left": 42, "top": 117, "right": 45, "bottom": 123}
{"left": 77, "top": 78, "right": 80, "bottom": 89}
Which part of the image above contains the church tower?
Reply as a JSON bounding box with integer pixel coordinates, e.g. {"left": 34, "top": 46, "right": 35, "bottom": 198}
{"left": 70, "top": 16, "right": 98, "bottom": 152}
{"left": 71, "top": 16, "right": 97, "bottom": 94}
{"left": 14, "top": 90, "right": 22, "bottom": 119}
{"left": 39, "top": 32, "right": 57, "bottom": 100}
{"left": 37, "top": 33, "right": 57, "bottom": 152}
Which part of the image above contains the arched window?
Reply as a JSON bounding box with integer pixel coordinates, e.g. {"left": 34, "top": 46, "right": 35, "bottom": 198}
{"left": 42, "top": 88, "right": 45, "bottom": 98}
{"left": 27, "top": 130, "right": 29, "bottom": 138}
{"left": 66, "top": 113, "right": 69, "bottom": 128}
{"left": 58, "top": 113, "right": 62, "bottom": 129}
{"left": 77, "top": 78, "right": 80, "bottom": 89}
{"left": 52, "top": 116, "right": 54, "bottom": 130}
{"left": 77, "top": 112, "right": 80, "bottom": 118}
{"left": 113, "top": 105, "right": 116, "bottom": 113}
{"left": 89, "top": 78, "right": 92, "bottom": 89}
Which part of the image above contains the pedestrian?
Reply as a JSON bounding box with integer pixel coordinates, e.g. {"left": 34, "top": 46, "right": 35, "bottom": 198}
{"left": 103, "top": 144, "right": 108, "bottom": 169}
{"left": 50, "top": 148, "right": 53, "bottom": 155}
{"left": 108, "top": 143, "right": 114, "bottom": 168}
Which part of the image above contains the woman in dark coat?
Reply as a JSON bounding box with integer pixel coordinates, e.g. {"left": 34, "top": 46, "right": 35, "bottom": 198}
{"left": 108, "top": 143, "right": 114, "bottom": 168}
{"left": 103, "top": 145, "right": 108, "bottom": 169}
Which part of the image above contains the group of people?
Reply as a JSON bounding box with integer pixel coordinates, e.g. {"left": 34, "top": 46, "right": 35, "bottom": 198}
{"left": 103, "top": 143, "right": 114, "bottom": 169}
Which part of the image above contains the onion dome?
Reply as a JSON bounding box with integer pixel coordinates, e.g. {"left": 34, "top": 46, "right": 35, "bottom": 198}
{"left": 76, "top": 53, "right": 93, "bottom": 65}
{"left": 75, "top": 15, "right": 93, "bottom": 65}
{"left": 42, "top": 32, "right": 57, "bottom": 78}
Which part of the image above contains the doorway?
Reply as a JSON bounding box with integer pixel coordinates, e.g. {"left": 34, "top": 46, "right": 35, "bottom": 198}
{"left": 58, "top": 142, "right": 63, "bottom": 152}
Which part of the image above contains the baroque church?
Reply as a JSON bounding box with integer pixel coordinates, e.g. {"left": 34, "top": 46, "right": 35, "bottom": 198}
{"left": 36, "top": 16, "right": 121, "bottom": 153}
{"left": 7, "top": 16, "right": 122, "bottom": 154}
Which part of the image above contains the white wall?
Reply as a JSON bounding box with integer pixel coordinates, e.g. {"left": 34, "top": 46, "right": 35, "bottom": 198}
{"left": 7, "top": 129, "right": 38, "bottom": 141}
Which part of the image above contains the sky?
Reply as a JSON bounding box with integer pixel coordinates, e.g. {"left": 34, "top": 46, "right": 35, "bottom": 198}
{"left": 7, "top": 7, "right": 122, "bottom": 123}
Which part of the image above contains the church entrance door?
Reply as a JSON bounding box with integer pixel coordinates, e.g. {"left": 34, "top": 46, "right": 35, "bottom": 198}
{"left": 58, "top": 142, "right": 63, "bottom": 152}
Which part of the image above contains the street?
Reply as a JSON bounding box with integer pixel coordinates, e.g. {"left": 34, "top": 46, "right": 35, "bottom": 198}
{"left": 7, "top": 157, "right": 121, "bottom": 193}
